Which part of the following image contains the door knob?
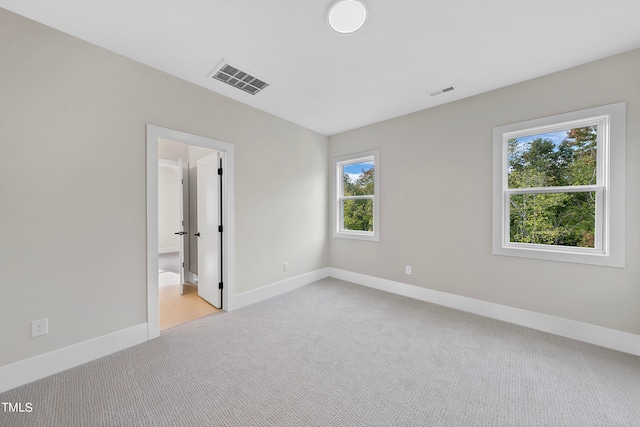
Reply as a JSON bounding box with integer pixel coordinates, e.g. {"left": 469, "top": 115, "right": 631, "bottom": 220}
{"left": 194, "top": 232, "right": 201, "bottom": 237}
{"left": 174, "top": 231, "right": 187, "bottom": 235}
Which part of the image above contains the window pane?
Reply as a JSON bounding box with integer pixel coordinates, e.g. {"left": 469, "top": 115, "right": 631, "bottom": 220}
{"left": 508, "top": 126, "right": 597, "bottom": 188}
{"left": 509, "top": 192, "right": 595, "bottom": 247}
{"left": 342, "top": 199, "right": 373, "bottom": 232}
{"left": 342, "top": 161, "right": 374, "bottom": 196}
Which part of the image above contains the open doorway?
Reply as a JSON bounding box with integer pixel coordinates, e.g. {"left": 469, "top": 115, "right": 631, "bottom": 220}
{"left": 146, "top": 125, "right": 235, "bottom": 340}
{"left": 157, "top": 154, "right": 220, "bottom": 330}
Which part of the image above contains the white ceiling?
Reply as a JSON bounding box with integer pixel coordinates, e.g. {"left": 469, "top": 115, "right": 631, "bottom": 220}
{"left": 2, "top": 0, "right": 639, "bottom": 135}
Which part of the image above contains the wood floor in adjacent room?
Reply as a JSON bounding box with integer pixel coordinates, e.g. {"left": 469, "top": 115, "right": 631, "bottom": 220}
{"left": 160, "top": 283, "right": 221, "bottom": 331}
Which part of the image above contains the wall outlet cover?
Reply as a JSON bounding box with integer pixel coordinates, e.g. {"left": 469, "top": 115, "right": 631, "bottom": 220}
{"left": 31, "top": 318, "right": 48, "bottom": 337}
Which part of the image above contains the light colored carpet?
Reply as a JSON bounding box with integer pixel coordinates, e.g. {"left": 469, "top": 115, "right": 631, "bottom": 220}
{"left": 1, "top": 278, "right": 639, "bottom": 426}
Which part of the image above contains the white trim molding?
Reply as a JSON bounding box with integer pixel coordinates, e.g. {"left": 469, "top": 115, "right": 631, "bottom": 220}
{"left": 4, "top": 268, "right": 637, "bottom": 394}
{"left": 159, "top": 246, "right": 179, "bottom": 254}
{"left": 0, "top": 324, "right": 148, "bottom": 394}
{"left": 188, "top": 272, "right": 198, "bottom": 286}
{"left": 328, "top": 268, "right": 640, "bottom": 356}
{"left": 492, "top": 102, "right": 626, "bottom": 267}
{"left": 333, "top": 150, "right": 380, "bottom": 241}
{"left": 235, "top": 268, "right": 330, "bottom": 310}
{"left": 147, "top": 124, "right": 236, "bottom": 339}
{"left": 158, "top": 159, "right": 179, "bottom": 169}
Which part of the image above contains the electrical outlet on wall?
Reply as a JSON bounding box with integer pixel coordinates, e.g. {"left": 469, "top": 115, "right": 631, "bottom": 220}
{"left": 405, "top": 265, "right": 412, "bottom": 275}
{"left": 283, "top": 262, "right": 289, "bottom": 272}
{"left": 31, "top": 318, "right": 48, "bottom": 337}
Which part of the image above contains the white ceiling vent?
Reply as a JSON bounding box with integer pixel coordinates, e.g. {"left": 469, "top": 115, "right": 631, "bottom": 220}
{"left": 430, "top": 85, "right": 456, "bottom": 97}
{"left": 209, "top": 60, "right": 270, "bottom": 95}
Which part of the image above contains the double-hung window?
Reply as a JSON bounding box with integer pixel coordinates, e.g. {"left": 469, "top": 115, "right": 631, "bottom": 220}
{"left": 334, "top": 150, "right": 379, "bottom": 241}
{"left": 492, "top": 103, "right": 625, "bottom": 267}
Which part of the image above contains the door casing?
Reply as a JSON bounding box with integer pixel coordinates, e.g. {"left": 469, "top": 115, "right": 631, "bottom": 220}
{"left": 146, "top": 124, "right": 235, "bottom": 340}
{"left": 157, "top": 158, "right": 189, "bottom": 294}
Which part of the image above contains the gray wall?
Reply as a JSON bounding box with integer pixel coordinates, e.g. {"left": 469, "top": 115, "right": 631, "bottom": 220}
{"left": 0, "top": 9, "right": 329, "bottom": 367}
{"left": 329, "top": 48, "right": 640, "bottom": 334}
{"left": 1, "top": 6, "right": 637, "bottom": 373}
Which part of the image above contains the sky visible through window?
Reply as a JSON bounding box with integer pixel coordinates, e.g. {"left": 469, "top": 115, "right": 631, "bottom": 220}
{"left": 513, "top": 130, "right": 566, "bottom": 147}
{"left": 344, "top": 161, "right": 373, "bottom": 183}
{"left": 507, "top": 129, "right": 582, "bottom": 178}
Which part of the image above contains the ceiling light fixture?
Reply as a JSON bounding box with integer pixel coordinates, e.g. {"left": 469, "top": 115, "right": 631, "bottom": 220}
{"left": 328, "top": 0, "right": 367, "bottom": 34}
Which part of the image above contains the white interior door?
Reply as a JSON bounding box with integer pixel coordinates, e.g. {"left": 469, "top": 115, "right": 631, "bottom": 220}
{"left": 177, "top": 159, "right": 188, "bottom": 294}
{"left": 196, "top": 152, "right": 221, "bottom": 308}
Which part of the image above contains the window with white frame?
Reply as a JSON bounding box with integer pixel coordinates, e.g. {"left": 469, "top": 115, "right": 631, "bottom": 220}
{"left": 492, "top": 102, "right": 626, "bottom": 267}
{"left": 334, "top": 150, "right": 379, "bottom": 241}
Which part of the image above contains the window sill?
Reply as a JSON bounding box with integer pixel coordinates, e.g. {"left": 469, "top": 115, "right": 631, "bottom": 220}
{"left": 334, "top": 231, "right": 379, "bottom": 242}
{"left": 492, "top": 244, "right": 624, "bottom": 268}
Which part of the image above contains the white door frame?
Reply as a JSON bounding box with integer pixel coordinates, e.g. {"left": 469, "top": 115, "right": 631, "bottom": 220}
{"left": 146, "top": 124, "right": 235, "bottom": 340}
{"left": 157, "top": 158, "right": 189, "bottom": 293}
{"left": 177, "top": 158, "right": 188, "bottom": 293}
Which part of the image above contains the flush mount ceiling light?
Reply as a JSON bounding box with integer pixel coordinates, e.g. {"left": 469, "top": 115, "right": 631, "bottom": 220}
{"left": 328, "top": 0, "right": 367, "bottom": 34}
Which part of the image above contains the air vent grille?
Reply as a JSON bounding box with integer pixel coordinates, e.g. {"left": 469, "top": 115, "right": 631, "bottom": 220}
{"left": 430, "top": 85, "right": 456, "bottom": 97}
{"left": 211, "top": 63, "right": 269, "bottom": 95}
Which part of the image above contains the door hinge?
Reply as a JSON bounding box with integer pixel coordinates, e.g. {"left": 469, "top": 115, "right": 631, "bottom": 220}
{"left": 218, "top": 282, "right": 224, "bottom": 289}
{"left": 218, "top": 167, "right": 223, "bottom": 176}
{"left": 218, "top": 225, "right": 223, "bottom": 233}
{"left": 182, "top": 262, "right": 184, "bottom": 267}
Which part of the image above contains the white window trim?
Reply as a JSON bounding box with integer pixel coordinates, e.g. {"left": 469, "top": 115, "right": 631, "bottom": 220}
{"left": 334, "top": 150, "right": 380, "bottom": 241}
{"left": 492, "top": 102, "right": 626, "bottom": 267}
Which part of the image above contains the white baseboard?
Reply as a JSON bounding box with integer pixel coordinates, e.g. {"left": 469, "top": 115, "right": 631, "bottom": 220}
{"left": 158, "top": 246, "right": 179, "bottom": 254}
{"left": 0, "top": 268, "right": 328, "bottom": 393}
{"left": 0, "top": 323, "right": 148, "bottom": 394}
{"left": 328, "top": 268, "right": 640, "bottom": 356}
{"left": 235, "top": 268, "right": 330, "bottom": 310}
{"left": 188, "top": 272, "right": 198, "bottom": 286}
{"left": 4, "top": 268, "right": 637, "bottom": 394}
